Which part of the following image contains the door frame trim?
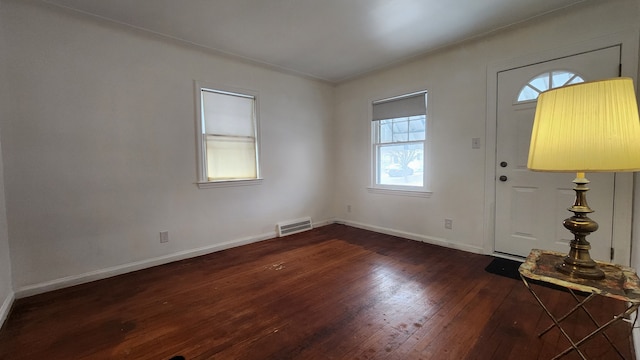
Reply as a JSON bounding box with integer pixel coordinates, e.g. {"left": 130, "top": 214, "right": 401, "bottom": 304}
{"left": 483, "top": 30, "right": 640, "bottom": 265}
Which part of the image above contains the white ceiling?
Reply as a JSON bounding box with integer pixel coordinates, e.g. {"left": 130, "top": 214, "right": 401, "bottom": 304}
{"left": 43, "top": 0, "right": 586, "bottom": 83}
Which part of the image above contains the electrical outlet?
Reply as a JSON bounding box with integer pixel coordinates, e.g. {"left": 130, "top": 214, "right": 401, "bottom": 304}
{"left": 160, "top": 231, "right": 169, "bottom": 243}
{"left": 472, "top": 137, "right": 481, "bottom": 149}
{"left": 347, "top": 205, "right": 352, "bottom": 213}
{"left": 444, "top": 219, "right": 453, "bottom": 230}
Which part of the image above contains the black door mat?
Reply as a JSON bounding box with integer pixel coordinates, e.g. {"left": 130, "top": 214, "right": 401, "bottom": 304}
{"left": 485, "top": 256, "right": 590, "bottom": 295}
{"left": 485, "top": 257, "right": 521, "bottom": 280}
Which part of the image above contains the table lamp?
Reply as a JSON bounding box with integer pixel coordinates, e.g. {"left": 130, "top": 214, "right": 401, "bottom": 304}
{"left": 527, "top": 77, "right": 640, "bottom": 280}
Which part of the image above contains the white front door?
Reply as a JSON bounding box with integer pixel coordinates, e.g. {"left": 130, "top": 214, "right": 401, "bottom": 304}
{"left": 494, "top": 46, "right": 620, "bottom": 260}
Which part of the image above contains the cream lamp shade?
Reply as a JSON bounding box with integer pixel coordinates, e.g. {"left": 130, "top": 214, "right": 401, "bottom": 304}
{"left": 527, "top": 77, "right": 640, "bottom": 172}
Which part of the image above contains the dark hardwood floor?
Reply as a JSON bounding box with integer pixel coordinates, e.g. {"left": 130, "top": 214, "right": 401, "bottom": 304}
{"left": 0, "top": 224, "right": 634, "bottom": 359}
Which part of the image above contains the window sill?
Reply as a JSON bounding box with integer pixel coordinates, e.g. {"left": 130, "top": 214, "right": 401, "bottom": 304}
{"left": 367, "top": 187, "right": 432, "bottom": 198}
{"left": 197, "top": 178, "right": 263, "bottom": 189}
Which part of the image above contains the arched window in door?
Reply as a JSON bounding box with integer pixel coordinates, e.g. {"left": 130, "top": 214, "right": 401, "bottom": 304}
{"left": 517, "top": 70, "right": 584, "bottom": 102}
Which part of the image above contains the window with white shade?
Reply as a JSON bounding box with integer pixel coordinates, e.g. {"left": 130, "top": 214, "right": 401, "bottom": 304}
{"left": 371, "top": 91, "right": 429, "bottom": 194}
{"left": 195, "top": 85, "right": 261, "bottom": 187}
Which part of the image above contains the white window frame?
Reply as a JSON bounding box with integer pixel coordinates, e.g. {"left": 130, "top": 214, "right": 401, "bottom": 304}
{"left": 194, "top": 81, "right": 262, "bottom": 189}
{"left": 369, "top": 90, "right": 431, "bottom": 197}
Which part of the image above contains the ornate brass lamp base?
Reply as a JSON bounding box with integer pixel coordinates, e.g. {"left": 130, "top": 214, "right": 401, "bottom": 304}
{"left": 555, "top": 174, "right": 605, "bottom": 280}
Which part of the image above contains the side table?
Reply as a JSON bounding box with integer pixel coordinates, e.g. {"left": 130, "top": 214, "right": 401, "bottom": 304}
{"left": 518, "top": 249, "right": 640, "bottom": 360}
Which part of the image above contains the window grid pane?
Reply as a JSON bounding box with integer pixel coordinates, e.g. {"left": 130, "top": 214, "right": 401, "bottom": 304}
{"left": 377, "top": 115, "right": 426, "bottom": 144}
{"left": 529, "top": 74, "right": 550, "bottom": 92}
{"left": 376, "top": 143, "right": 424, "bottom": 187}
{"left": 374, "top": 114, "right": 426, "bottom": 188}
{"left": 517, "top": 71, "right": 585, "bottom": 103}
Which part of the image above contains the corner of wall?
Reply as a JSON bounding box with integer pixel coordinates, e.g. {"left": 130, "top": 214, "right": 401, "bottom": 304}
{"left": 0, "top": 291, "right": 14, "bottom": 330}
{"left": 0, "top": 0, "right": 16, "bottom": 330}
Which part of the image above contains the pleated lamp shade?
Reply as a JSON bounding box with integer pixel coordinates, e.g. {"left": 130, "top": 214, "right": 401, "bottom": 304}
{"left": 527, "top": 77, "right": 640, "bottom": 172}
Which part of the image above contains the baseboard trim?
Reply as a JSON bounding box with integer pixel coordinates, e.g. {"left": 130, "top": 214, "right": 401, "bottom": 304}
{"left": 15, "top": 231, "right": 277, "bottom": 298}
{"left": 12, "top": 218, "right": 474, "bottom": 298}
{"left": 15, "top": 219, "right": 335, "bottom": 299}
{"left": 0, "top": 291, "right": 15, "bottom": 330}
{"left": 338, "top": 219, "right": 485, "bottom": 255}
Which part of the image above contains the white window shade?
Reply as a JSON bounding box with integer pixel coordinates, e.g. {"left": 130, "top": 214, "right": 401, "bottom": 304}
{"left": 202, "top": 90, "right": 255, "bottom": 137}
{"left": 372, "top": 93, "right": 426, "bottom": 121}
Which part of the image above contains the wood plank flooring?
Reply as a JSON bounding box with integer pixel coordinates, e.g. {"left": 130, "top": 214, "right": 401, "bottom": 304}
{"left": 0, "top": 224, "right": 634, "bottom": 359}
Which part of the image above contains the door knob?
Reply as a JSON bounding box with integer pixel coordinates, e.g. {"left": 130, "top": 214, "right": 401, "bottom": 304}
{"left": 499, "top": 175, "right": 508, "bottom": 182}
{"left": 500, "top": 161, "right": 508, "bottom": 168}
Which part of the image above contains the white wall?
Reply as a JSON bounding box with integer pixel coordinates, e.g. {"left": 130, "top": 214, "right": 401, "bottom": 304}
{"left": 0, "top": 0, "right": 15, "bottom": 324}
{"left": 0, "top": 0, "right": 335, "bottom": 294}
{"left": 334, "top": 0, "right": 640, "bottom": 254}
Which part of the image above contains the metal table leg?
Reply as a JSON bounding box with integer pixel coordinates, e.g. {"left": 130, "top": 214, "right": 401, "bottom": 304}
{"left": 552, "top": 303, "right": 639, "bottom": 360}
{"left": 520, "top": 275, "right": 587, "bottom": 360}
{"left": 521, "top": 274, "right": 638, "bottom": 360}
{"left": 537, "top": 289, "right": 597, "bottom": 337}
